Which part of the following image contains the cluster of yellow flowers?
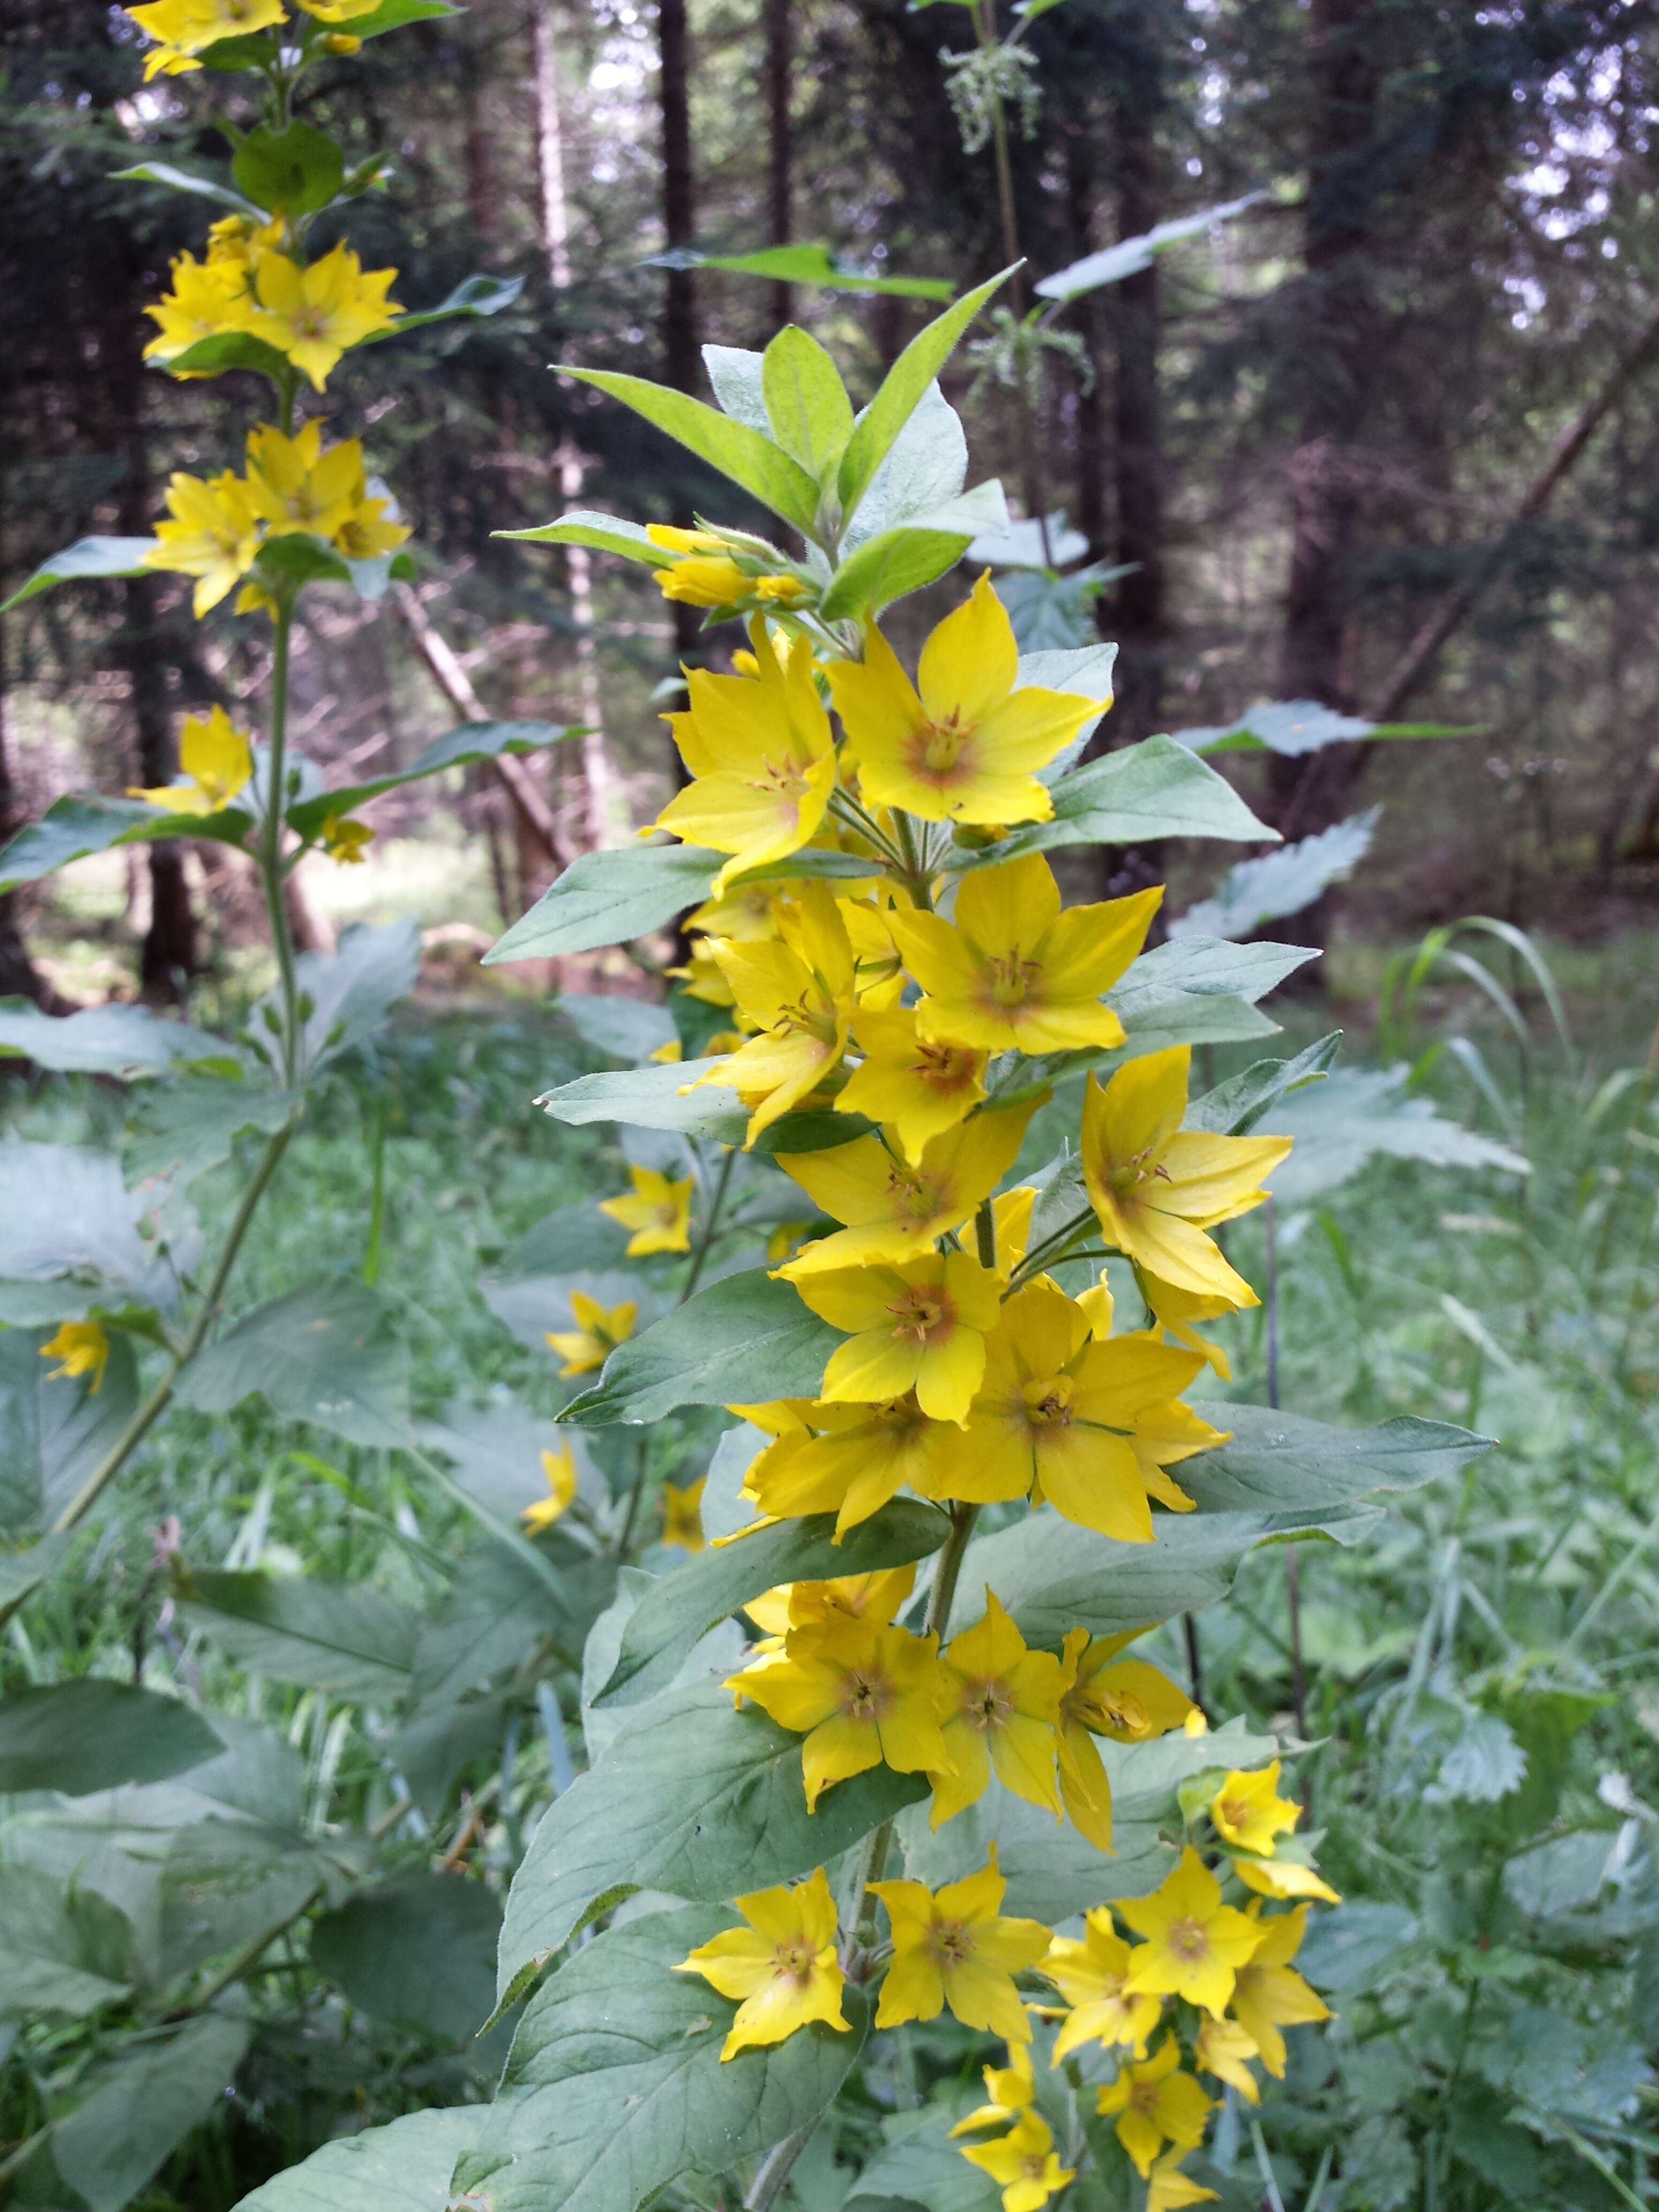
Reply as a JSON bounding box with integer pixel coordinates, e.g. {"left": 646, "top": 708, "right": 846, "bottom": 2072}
{"left": 146, "top": 220, "right": 402, "bottom": 394}
{"left": 130, "top": 0, "right": 383, "bottom": 77}
{"left": 676, "top": 1757, "right": 1332, "bottom": 2210}
{"left": 144, "top": 420, "right": 409, "bottom": 618}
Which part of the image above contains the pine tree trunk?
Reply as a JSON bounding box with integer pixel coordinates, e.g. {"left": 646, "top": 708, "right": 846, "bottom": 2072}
{"left": 1109, "top": 91, "right": 1164, "bottom": 749}
{"left": 766, "top": 0, "right": 793, "bottom": 331}
{"left": 658, "top": 0, "right": 700, "bottom": 677}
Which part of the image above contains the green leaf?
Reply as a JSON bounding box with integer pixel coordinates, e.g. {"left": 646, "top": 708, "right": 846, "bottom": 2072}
{"left": 0, "top": 1681, "right": 222, "bottom": 1793}
{"left": 0, "top": 792, "right": 252, "bottom": 895}
{"left": 820, "top": 482, "right": 1010, "bottom": 622}
{"left": 1, "top": 536, "right": 162, "bottom": 614}
{"left": 413, "top": 1539, "right": 572, "bottom": 1703}
{"left": 763, "top": 326, "right": 856, "bottom": 477}
{"left": 535, "top": 1057, "right": 747, "bottom": 1145}
{"left": 285, "top": 720, "right": 579, "bottom": 838}
{"left": 558, "top": 1269, "right": 840, "bottom": 1427}
{"left": 391, "top": 1692, "right": 514, "bottom": 1821}
{"left": 594, "top": 1497, "right": 952, "bottom": 1708}
{"left": 484, "top": 844, "right": 719, "bottom": 965}
{"left": 1172, "top": 809, "right": 1379, "bottom": 941}
{"left": 110, "top": 159, "right": 260, "bottom": 214}
{"left": 1266, "top": 1065, "right": 1529, "bottom": 1204}
{"left": 310, "top": 1875, "right": 502, "bottom": 2043}
{"left": 231, "top": 2111, "right": 481, "bottom": 2212}
{"left": 1110, "top": 935, "right": 1315, "bottom": 1016}
{"left": 557, "top": 992, "right": 678, "bottom": 1063}
{"left": 0, "top": 1864, "right": 131, "bottom": 2020}
{"left": 458, "top": 1908, "right": 867, "bottom": 2212}
{"left": 650, "top": 242, "right": 955, "bottom": 301}
{"left": 1036, "top": 191, "right": 1270, "bottom": 303}
{"left": 253, "top": 530, "right": 355, "bottom": 589}
{"left": 178, "top": 1279, "right": 412, "bottom": 1448}
{"left": 496, "top": 1682, "right": 926, "bottom": 1997}
{"left": 558, "top": 368, "right": 822, "bottom": 537}
{"left": 151, "top": 328, "right": 294, "bottom": 383}
{"left": 0, "top": 997, "right": 227, "bottom": 1078}
{"left": 0, "top": 1328, "right": 141, "bottom": 1533}
{"left": 322, "top": 0, "right": 462, "bottom": 37}
{"left": 251, "top": 917, "right": 422, "bottom": 1080}
{"left": 1174, "top": 697, "right": 1471, "bottom": 756}
{"left": 0, "top": 1534, "right": 75, "bottom": 1626}
{"left": 1184, "top": 1032, "right": 1341, "bottom": 1136}
{"left": 375, "top": 270, "right": 526, "bottom": 339}
{"left": 495, "top": 510, "right": 674, "bottom": 565}
{"left": 177, "top": 1568, "right": 419, "bottom": 1699}
{"left": 0, "top": 1139, "right": 185, "bottom": 1320}
{"left": 836, "top": 266, "right": 1014, "bottom": 524}
{"left": 233, "top": 122, "right": 345, "bottom": 217}
{"left": 846, "top": 2113, "right": 1000, "bottom": 2212}
{"left": 1176, "top": 1404, "right": 1492, "bottom": 1519}
{"left": 949, "top": 735, "right": 1272, "bottom": 872}
{"left": 41, "top": 2014, "right": 251, "bottom": 2212}
{"left": 1295, "top": 1902, "right": 1418, "bottom": 1996}
{"left": 124, "top": 1078, "right": 297, "bottom": 1185}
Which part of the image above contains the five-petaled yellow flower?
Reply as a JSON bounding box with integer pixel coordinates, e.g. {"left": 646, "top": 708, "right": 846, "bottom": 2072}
{"left": 930, "top": 1589, "right": 1064, "bottom": 1829}
{"left": 1232, "top": 1854, "right": 1341, "bottom": 1905}
{"left": 1044, "top": 1908, "right": 1162, "bottom": 2060}
{"left": 828, "top": 573, "right": 1095, "bottom": 824}
{"left": 600, "top": 1165, "right": 696, "bottom": 1257}
{"left": 1228, "top": 1903, "right": 1331, "bottom": 2075}
{"left": 245, "top": 422, "right": 364, "bottom": 541}
{"left": 691, "top": 885, "right": 856, "bottom": 1145}
{"left": 145, "top": 468, "right": 262, "bottom": 617}
{"left": 1119, "top": 1846, "right": 1264, "bottom": 2017}
{"left": 661, "top": 1476, "right": 706, "bottom": 1551}
{"left": 128, "top": 0, "right": 286, "bottom": 78}
{"left": 673, "top": 1867, "right": 850, "bottom": 2061}
{"left": 1095, "top": 2034, "right": 1212, "bottom": 2179}
{"left": 39, "top": 1320, "right": 110, "bottom": 1394}
{"left": 250, "top": 243, "right": 402, "bottom": 390}
{"left": 742, "top": 1566, "right": 916, "bottom": 1645}
{"left": 523, "top": 1444, "right": 578, "bottom": 1533}
{"left": 654, "top": 622, "right": 836, "bottom": 891}
{"left": 322, "top": 815, "right": 373, "bottom": 864}
{"left": 144, "top": 251, "right": 252, "bottom": 365}
{"left": 130, "top": 706, "right": 253, "bottom": 816}
{"left": 1082, "top": 1047, "right": 1290, "bottom": 1307}
{"left": 1194, "top": 2014, "right": 1262, "bottom": 2104}
{"left": 889, "top": 855, "right": 1160, "bottom": 1057}
{"left": 775, "top": 1101, "right": 1034, "bottom": 1277}
{"left": 960, "top": 1280, "right": 1204, "bottom": 1542}
{"left": 793, "top": 1251, "right": 1002, "bottom": 1426}
{"left": 738, "top": 1394, "right": 960, "bottom": 1538}
{"left": 958, "top": 2110, "right": 1075, "bottom": 2212}
{"left": 1210, "top": 1760, "right": 1300, "bottom": 1857}
{"left": 1146, "top": 2148, "right": 1219, "bottom": 2211}
{"left": 545, "top": 1290, "right": 636, "bottom": 1377}
{"left": 871, "top": 1847, "right": 1049, "bottom": 2044}
{"left": 949, "top": 2041, "right": 1035, "bottom": 2135}
{"left": 1055, "top": 1628, "right": 1196, "bottom": 1850}
{"left": 835, "top": 1006, "right": 987, "bottom": 1163}
{"left": 729, "top": 1612, "right": 951, "bottom": 1810}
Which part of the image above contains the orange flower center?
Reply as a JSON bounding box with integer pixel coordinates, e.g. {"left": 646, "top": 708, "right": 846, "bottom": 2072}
{"left": 839, "top": 1666, "right": 894, "bottom": 1724}
{"left": 1217, "top": 1796, "right": 1251, "bottom": 1832}
{"left": 963, "top": 1675, "right": 1015, "bottom": 1736}
{"left": 292, "top": 308, "right": 330, "bottom": 341}
{"left": 927, "top": 1916, "right": 975, "bottom": 1969}
{"left": 772, "top": 1940, "right": 815, "bottom": 1986}
{"left": 888, "top": 1284, "right": 952, "bottom": 1345}
{"left": 1092, "top": 1688, "right": 1149, "bottom": 1736}
{"left": 1168, "top": 1916, "right": 1210, "bottom": 1963}
{"left": 915, "top": 712, "right": 973, "bottom": 781}
{"left": 886, "top": 1161, "right": 947, "bottom": 1227}
{"left": 985, "top": 951, "right": 1041, "bottom": 1010}
{"left": 1022, "top": 1373, "right": 1074, "bottom": 1428}
{"left": 754, "top": 752, "right": 811, "bottom": 803}
{"left": 914, "top": 1039, "right": 979, "bottom": 1092}
{"left": 1129, "top": 2078, "right": 1162, "bottom": 2117}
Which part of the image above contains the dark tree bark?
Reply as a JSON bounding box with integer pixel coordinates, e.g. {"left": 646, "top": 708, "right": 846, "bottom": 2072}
{"left": 766, "top": 0, "right": 794, "bottom": 332}
{"left": 1108, "top": 87, "right": 1164, "bottom": 749}
{"left": 1063, "top": 122, "right": 1107, "bottom": 564}
{"left": 657, "top": 0, "right": 701, "bottom": 677}
{"left": 0, "top": 569, "right": 63, "bottom": 1010}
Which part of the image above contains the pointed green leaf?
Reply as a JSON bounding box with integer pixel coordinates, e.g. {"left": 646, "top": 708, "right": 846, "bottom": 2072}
{"left": 558, "top": 1269, "right": 839, "bottom": 1427}
{"left": 233, "top": 2112, "right": 479, "bottom": 2212}
{"left": 0, "top": 998, "right": 227, "bottom": 1078}
{"left": 285, "top": 721, "right": 580, "bottom": 838}
{"left": 0, "top": 794, "right": 253, "bottom": 894}
{"left": 649, "top": 242, "right": 954, "bottom": 301}
{"left": 177, "top": 1568, "right": 419, "bottom": 1699}
{"left": 111, "top": 159, "right": 261, "bottom": 213}
{"left": 1177, "top": 1405, "right": 1493, "bottom": 1517}
{"left": 559, "top": 369, "right": 822, "bottom": 537}
{"left": 0, "top": 1682, "right": 222, "bottom": 1795}
{"left": 820, "top": 482, "right": 1010, "bottom": 622}
{"left": 948, "top": 735, "right": 1272, "bottom": 872}
{"left": 2, "top": 537, "right": 162, "bottom": 614}
{"left": 177, "top": 1278, "right": 413, "bottom": 1447}
{"left": 536, "top": 1057, "right": 748, "bottom": 1144}
{"left": 495, "top": 510, "right": 674, "bottom": 565}
{"left": 485, "top": 843, "right": 720, "bottom": 963}
{"left": 763, "top": 326, "right": 856, "bottom": 477}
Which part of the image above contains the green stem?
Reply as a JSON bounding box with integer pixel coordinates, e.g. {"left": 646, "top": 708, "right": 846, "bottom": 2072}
{"left": 170, "top": 1884, "right": 322, "bottom": 2019}
{"left": 926, "top": 1500, "right": 981, "bottom": 1642}
{"left": 681, "top": 1145, "right": 737, "bottom": 1305}
{"left": 891, "top": 808, "right": 934, "bottom": 911}
{"left": 615, "top": 1433, "right": 651, "bottom": 1560}
{"left": 261, "top": 597, "right": 303, "bottom": 1087}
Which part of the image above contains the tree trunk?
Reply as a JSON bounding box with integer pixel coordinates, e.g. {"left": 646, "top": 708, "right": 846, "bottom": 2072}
{"left": 658, "top": 0, "right": 701, "bottom": 672}
{"left": 1268, "top": 0, "right": 1379, "bottom": 843}
{"left": 1108, "top": 89, "right": 1164, "bottom": 749}
{"left": 0, "top": 446, "right": 64, "bottom": 1010}
{"left": 461, "top": 4, "right": 495, "bottom": 241}
{"left": 1063, "top": 123, "right": 1107, "bottom": 566}
{"left": 766, "top": 0, "right": 794, "bottom": 331}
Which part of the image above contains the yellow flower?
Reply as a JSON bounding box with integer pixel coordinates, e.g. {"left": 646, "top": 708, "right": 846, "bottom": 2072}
{"left": 827, "top": 573, "right": 1095, "bottom": 824}
{"left": 1228, "top": 1904, "right": 1332, "bottom": 2076}
{"left": 871, "top": 1847, "right": 1050, "bottom": 2043}
{"left": 295, "top": 0, "right": 383, "bottom": 17}
{"left": 129, "top": 705, "right": 254, "bottom": 815}
{"left": 1095, "top": 2034, "right": 1212, "bottom": 2180}
{"left": 646, "top": 526, "right": 811, "bottom": 611}
{"left": 1055, "top": 1630, "right": 1196, "bottom": 1851}
{"left": 889, "top": 856, "right": 1161, "bottom": 1058}
{"left": 1194, "top": 2014, "right": 1261, "bottom": 2104}
{"left": 673, "top": 1867, "right": 850, "bottom": 2061}
{"left": 128, "top": 0, "right": 287, "bottom": 77}
{"left": 743, "top": 1566, "right": 916, "bottom": 1641}
{"left": 1119, "top": 1847, "right": 1264, "bottom": 2017}
{"left": 1081, "top": 1048, "right": 1291, "bottom": 1306}
{"left": 144, "top": 468, "right": 261, "bottom": 618}
{"left": 661, "top": 1477, "right": 707, "bottom": 1551}
{"left": 961, "top": 1281, "right": 1205, "bottom": 1542}
{"left": 599, "top": 1165, "right": 696, "bottom": 1257}
{"left": 653, "top": 622, "right": 835, "bottom": 892}
{"left": 1141, "top": 1271, "right": 1235, "bottom": 1381}
{"left": 793, "top": 1251, "right": 1002, "bottom": 1426}
{"left": 930, "top": 1589, "right": 1064, "bottom": 1829}
{"left": 545, "top": 1290, "right": 636, "bottom": 1377}
{"left": 1044, "top": 1909, "right": 1162, "bottom": 2061}
{"left": 834, "top": 1006, "right": 987, "bottom": 1164}
{"left": 689, "top": 885, "right": 856, "bottom": 1146}
{"left": 1211, "top": 1760, "right": 1300, "bottom": 1858}
{"left": 322, "top": 814, "right": 373, "bottom": 864}
{"left": 949, "top": 2042, "right": 1035, "bottom": 2134}
{"left": 249, "top": 243, "right": 402, "bottom": 391}
{"left": 740, "top": 1394, "right": 960, "bottom": 1538}
{"left": 728, "top": 1612, "right": 951, "bottom": 1811}
{"left": 958, "top": 2111, "right": 1075, "bottom": 2212}
{"left": 39, "top": 1321, "right": 109, "bottom": 1394}
{"left": 1232, "top": 1855, "right": 1341, "bottom": 1905}
{"left": 244, "top": 422, "right": 359, "bottom": 541}
{"left": 1146, "top": 2148, "right": 1219, "bottom": 2211}
{"left": 523, "top": 1444, "right": 577, "bottom": 1532}
{"left": 774, "top": 1101, "right": 1034, "bottom": 1277}
{"left": 143, "top": 252, "right": 252, "bottom": 366}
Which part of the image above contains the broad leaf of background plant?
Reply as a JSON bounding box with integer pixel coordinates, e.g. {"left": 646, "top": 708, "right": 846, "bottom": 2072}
{"left": 1171, "top": 810, "right": 1380, "bottom": 941}
{"left": 0, "top": 1327, "right": 141, "bottom": 1531}
{"left": 535, "top": 1057, "right": 748, "bottom": 1144}
{"left": 485, "top": 844, "right": 721, "bottom": 963}
{"left": 496, "top": 1682, "right": 928, "bottom": 1999}
{"left": 0, "top": 794, "right": 254, "bottom": 894}
{"left": 178, "top": 1280, "right": 412, "bottom": 1447}
{"left": 251, "top": 919, "right": 421, "bottom": 1080}
{"left": 558, "top": 1269, "right": 840, "bottom": 1425}
{"left": 1266, "top": 1066, "right": 1530, "bottom": 1204}
{"left": 284, "top": 722, "right": 580, "bottom": 839}
{"left": 0, "top": 1140, "right": 191, "bottom": 1319}
{"left": 310, "top": 1874, "right": 502, "bottom": 2044}
{"left": 0, "top": 1682, "right": 222, "bottom": 1794}
{"left": 457, "top": 1907, "right": 868, "bottom": 2212}
{"left": 124, "top": 1079, "right": 297, "bottom": 1185}
{"left": 0, "top": 1864, "right": 132, "bottom": 2021}
{"left": 1178, "top": 1406, "right": 1492, "bottom": 1518}
{"left": 176, "top": 1570, "right": 419, "bottom": 1699}
{"left": 0, "top": 998, "right": 228, "bottom": 1078}
{"left": 947, "top": 735, "right": 1271, "bottom": 871}
{"left": 233, "top": 2110, "right": 482, "bottom": 2212}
